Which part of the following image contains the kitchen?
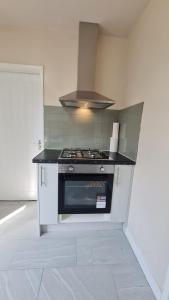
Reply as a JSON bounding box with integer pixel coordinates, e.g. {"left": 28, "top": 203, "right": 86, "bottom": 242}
{"left": 33, "top": 22, "right": 142, "bottom": 235}
{"left": 0, "top": 0, "right": 169, "bottom": 299}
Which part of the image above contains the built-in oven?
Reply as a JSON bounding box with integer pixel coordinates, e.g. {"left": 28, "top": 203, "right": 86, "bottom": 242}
{"left": 58, "top": 164, "right": 114, "bottom": 214}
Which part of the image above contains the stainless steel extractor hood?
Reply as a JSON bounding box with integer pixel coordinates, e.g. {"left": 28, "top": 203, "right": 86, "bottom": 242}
{"left": 59, "top": 22, "right": 115, "bottom": 109}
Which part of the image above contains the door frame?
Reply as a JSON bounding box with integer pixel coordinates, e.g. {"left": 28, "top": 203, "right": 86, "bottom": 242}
{"left": 0, "top": 62, "right": 44, "bottom": 149}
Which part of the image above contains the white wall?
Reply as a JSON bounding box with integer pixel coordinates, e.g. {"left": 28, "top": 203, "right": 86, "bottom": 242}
{"left": 0, "top": 26, "right": 78, "bottom": 106}
{"left": 0, "top": 26, "right": 127, "bottom": 108}
{"left": 95, "top": 35, "right": 128, "bottom": 109}
{"left": 126, "top": 0, "right": 169, "bottom": 295}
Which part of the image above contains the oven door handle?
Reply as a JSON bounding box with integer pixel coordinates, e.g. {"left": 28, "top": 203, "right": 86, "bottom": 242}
{"left": 116, "top": 166, "right": 120, "bottom": 185}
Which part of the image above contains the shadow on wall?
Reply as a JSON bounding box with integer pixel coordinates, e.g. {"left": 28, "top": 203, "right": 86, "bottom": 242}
{"left": 44, "top": 102, "right": 144, "bottom": 161}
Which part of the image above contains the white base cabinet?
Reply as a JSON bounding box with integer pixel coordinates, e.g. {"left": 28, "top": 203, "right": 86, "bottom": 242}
{"left": 38, "top": 164, "right": 58, "bottom": 225}
{"left": 111, "top": 165, "right": 134, "bottom": 223}
{"left": 37, "top": 163, "right": 134, "bottom": 235}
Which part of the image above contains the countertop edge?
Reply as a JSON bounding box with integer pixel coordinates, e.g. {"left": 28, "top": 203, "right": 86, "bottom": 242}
{"left": 32, "top": 149, "right": 136, "bottom": 165}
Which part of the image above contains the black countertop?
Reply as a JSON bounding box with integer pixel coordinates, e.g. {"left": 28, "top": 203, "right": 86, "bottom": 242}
{"left": 32, "top": 149, "right": 135, "bottom": 165}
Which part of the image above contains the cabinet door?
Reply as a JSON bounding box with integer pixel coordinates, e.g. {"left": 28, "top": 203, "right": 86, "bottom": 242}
{"left": 38, "top": 164, "right": 58, "bottom": 225}
{"left": 111, "top": 165, "right": 133, "bottom": 222}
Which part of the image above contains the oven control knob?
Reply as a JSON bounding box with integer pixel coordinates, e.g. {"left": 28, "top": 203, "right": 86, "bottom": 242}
{"left": 68, "top": 166, "right": 74, "bottom": 172}
{"left": 100, "top": 166, "right": 105, "bottom": 172}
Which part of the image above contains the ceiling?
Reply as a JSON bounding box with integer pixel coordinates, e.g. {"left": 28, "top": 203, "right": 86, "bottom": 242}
{"left": 0, "top": 0, "right": 150, "bottom": 37}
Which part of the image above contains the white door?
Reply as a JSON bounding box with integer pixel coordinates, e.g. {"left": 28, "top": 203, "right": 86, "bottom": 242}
{"left": 0, "top": 64, "right": 44, "bottom": 201}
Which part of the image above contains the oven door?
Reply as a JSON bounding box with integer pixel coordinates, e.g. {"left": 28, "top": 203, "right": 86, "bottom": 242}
{"left": 58, "top": 173, "right": 113, "bottom": 214}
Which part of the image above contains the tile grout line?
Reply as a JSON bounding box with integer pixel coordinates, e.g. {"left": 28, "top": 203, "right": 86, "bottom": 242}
{"left": 110, "top": 270, "right": 120, "bottom": 300}
{"left": 37, "top": 268, "right": 44, "bottom": 300}
{"left": 75, "top": 237, "right": 78, "bottom": 266}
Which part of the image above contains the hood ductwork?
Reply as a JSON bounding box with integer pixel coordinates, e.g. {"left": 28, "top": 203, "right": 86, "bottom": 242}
{"left": 59, "top": 22, "right": 115, "bottom": 109}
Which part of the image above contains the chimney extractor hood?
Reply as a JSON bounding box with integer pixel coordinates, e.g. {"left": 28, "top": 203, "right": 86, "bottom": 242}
{"left": 59, "top": 22, "right": 115, "bottom": 109}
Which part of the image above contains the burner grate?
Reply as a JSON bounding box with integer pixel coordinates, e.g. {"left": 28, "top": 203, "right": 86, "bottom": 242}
{"left": 60, "top": 149, "right": 104, "bottom": 159}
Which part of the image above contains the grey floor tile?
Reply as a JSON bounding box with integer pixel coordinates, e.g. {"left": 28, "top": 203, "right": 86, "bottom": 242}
{"left": 11, "top": 238, "right": 76, "bottom": 269}
{"left": 118, "top": 287, "right": 156, "bottom": 300}
{"left": 0, "top": 201, "right": 26, "bottom": 219}
{"left": 38, "top": 266, "right": 119, "bottom": 300}
{"left": 110, "top": 261, "right": 141, "bottom": 274}
{"left": 0, "top": 269, "right": 42, "bottom": 300}
{"left": 109, "top": 262, "right": 148, "bottom": 289}
{"left": 0, "top": 239, "right": 20, "bottom": 270}
{"left": 0, "top": 201, "right": 38, "bottom": 239}
{"left": 0, "top": 202, "right": 155, "bottom": 300}
{"left": 77, "top": 234, "right": 137, "bottom": 266}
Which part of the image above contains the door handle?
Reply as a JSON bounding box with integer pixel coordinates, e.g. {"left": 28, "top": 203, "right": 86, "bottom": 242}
{"left": 40, "top": 166, "right": 45, "bottom": 186}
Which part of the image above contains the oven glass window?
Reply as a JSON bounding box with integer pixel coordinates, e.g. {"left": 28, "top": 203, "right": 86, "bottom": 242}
{"left": 64, "top": 180, "right": 107, "bottom": 207}
{"left": 58, "top": 173, "right": 113, "bottom": 214}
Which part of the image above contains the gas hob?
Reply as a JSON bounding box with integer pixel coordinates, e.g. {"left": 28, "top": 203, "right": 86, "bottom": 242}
{"left": 59, "top": 149, "right": 108, "bottom": 160}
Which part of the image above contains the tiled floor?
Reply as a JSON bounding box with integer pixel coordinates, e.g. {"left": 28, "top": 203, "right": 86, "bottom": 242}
{"left": 0, "top": 201, "right": 156, "bottom": 300}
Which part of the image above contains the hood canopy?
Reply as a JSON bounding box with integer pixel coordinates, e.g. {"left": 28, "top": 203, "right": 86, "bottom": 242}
{"left": 59, "top": 22, "right": 115, "bottom": 109}
{"left": 60, "top": 91, "right": 115, "bottom": 109}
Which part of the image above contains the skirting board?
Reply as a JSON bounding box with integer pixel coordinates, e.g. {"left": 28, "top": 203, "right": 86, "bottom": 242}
{"left": 41, "top": 222, "right": 122, "bottom": 234}
{"left": 162, "top": 267, "right": 169, "bottom": 300}
{"left": 123, "top": 225, "right": 162, "bottom": 300}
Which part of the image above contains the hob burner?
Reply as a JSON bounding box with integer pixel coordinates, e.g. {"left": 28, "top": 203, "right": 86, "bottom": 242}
{"left": 59, "top": 149, "right": 107, "bottom": 160}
